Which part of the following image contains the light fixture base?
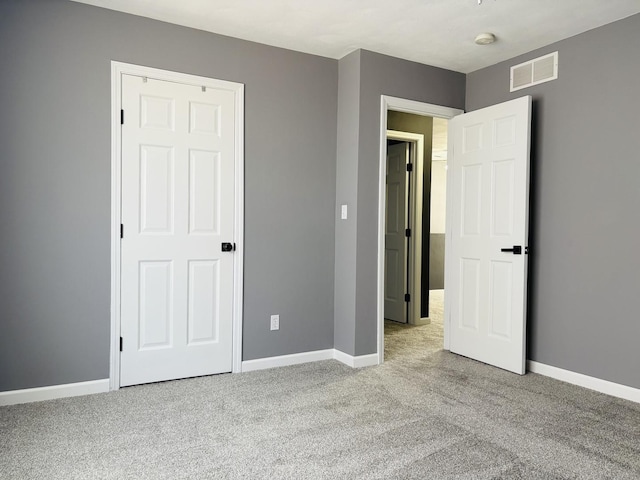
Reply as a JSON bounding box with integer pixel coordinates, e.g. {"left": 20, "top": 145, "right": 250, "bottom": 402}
{"left": 475, "top": 32, "right": 496, "bottom": 45}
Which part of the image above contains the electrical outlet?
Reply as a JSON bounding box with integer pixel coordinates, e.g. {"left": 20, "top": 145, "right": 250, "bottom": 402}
{"left": 270, "top": 314, "right": 280, "bottom": 331}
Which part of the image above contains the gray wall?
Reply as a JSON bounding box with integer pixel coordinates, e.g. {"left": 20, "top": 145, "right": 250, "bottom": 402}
{"left": 429, "top": 234, "right": 445, "bottom": 290}
{"left": 333, "top": 51, "right": 361, "bottom": 354}
{"left": 333, "top": 50, "right": 465, "bottom": 356}
{"left": 387, "top": 111, "right": 434, "bottom": 316}
{"left": 467, "top": 13, "right": 640, "bottom": 389}
{"left": 0, "top": 0, "right": 337, "bottom": 391}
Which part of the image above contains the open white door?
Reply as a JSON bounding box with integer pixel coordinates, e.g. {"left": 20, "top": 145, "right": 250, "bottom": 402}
{"left": 447, "top": 96, "right": 532, "bottom": 374}
{"left": 385, "top": 142, "right": 410, "bottom": 323}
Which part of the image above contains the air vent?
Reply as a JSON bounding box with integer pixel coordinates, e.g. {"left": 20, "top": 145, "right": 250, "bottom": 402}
{"left": 510, "top": 51, "right": 558, "bottom": 92}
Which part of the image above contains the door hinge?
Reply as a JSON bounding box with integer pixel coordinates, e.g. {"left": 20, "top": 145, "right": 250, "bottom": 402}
{"left": 120, "top": 224, "right": 124, "bottom": 239}
{"left": 405, "top": 228, "right": 411, "bottom": 237}
{"left": 119, "top": 336, "right": 123, "bottom": 352}
{"left": 404, "top": 293, "right": 411, "bottom": 302}
{"left": 406, "top": 163, "right": 413, "bottom": 172}
{"left": 121, "top": 109, "right": 124, "bottom": 125}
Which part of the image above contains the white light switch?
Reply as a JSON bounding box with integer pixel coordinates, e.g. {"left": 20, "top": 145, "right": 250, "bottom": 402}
{"left": 341, "top": 204, "right": 348, "bottom": 220}
{"left": 270, "top": 314, "right": 279, "bottom": 331}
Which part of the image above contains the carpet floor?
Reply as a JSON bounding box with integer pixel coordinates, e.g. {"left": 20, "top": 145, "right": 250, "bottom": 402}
{"left": 2, "top": 290, "right": 639, "bottom": 479}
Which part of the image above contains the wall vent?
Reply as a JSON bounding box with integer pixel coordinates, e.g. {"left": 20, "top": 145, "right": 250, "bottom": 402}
{"left": 510, "top": 51, "right": 558, "bottom": 92}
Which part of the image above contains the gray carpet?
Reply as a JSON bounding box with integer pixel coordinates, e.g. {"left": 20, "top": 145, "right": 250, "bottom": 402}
{"left": 2, "top": 291, "right": 640, "bottom": 479}
{"left": 385, "top": 290, "right": 445, "bottom": 361}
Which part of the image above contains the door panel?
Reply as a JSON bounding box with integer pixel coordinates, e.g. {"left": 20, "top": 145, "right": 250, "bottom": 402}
{"left": 120, "top": 74, "right": 236, "bottom": 386}
{"left": 187, "top": 260, "right": 219, "bottom": 344}
{"left": 462, "top": 164, "right": 482, "bottom": 235}
{"left": 140, "top": 145, "right": 174, "bottom": 233}
{"left": 448, "top": 96, "right": 531, "bottom": 374}
{"left": 460, "top": 258, "right": 480, "bottom": 331}
{"left": 139, "top": 261, "right": 173, "bottom": 349}
{"left": 189, "top": 150, "right": 220, "bottom": 234}
{"left": 489, "top": 260, "right": 513, "bottom": 339}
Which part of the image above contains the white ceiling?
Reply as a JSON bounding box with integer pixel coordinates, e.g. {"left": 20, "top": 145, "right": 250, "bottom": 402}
{"left": 72, "top": 0, "right": 640, "bottom": 73}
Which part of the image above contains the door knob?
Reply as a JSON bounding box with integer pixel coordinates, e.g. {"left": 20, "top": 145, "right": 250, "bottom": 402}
{"left": 501, "top": 245, "right": 522, "bottom": 255}
{"left": 221, "top": 242, "right": 235, "bottom": 252}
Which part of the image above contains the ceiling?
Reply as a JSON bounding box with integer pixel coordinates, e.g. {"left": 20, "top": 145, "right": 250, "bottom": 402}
{"left": 71, "top": 0, "right": 640, "bottom": 73}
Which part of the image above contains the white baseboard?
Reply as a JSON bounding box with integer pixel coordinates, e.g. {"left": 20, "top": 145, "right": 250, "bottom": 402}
{"left": 414, "top": 317, "right": 431, "bottom": 326}
{"left": 241, "top": 349, "right": 334, "bottom": 372}
{"left": 242, "top": 349, "right": 380, "bottom": 372}
{"left": 527, "top": 361, "right": 640, "bottom": 404}
{"left": 1, "top": 349, "right": 382, "bottom": 405}
{"left": 333, "top": 350, "right": 379, "bottom": 368}
{"left": 0, "top": 379, "right": 110, "bottom": 407}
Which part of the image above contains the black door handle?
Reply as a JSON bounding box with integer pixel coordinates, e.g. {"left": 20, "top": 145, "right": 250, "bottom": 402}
{"left": 221, "top": 242, "right": 235, "bottom": 252}
{"left": 501, "top": 245, "right": 522, "bottom": 255}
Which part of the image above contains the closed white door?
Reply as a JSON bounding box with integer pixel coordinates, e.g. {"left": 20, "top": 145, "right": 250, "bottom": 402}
{"left": 385, "top": 142, "right": 410, "bottom": 323}
{"left": 447, "top": 96, "right": 531, "bottom": 374}
{"left": 120, "top": 74, "right": 236, "bottom": 386}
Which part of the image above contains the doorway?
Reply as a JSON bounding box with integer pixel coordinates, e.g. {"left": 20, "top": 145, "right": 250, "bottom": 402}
{"left": 384, "top": 132, "right": 424, "bottom": 326}
{"left": 383, "top": 119, "right": 449, "bottom": 359}
{"left": 384, "top": 140, "right": 412, "bottom": 324}
{"left": 377, "top": 96, "right": 463, "bottom": 364}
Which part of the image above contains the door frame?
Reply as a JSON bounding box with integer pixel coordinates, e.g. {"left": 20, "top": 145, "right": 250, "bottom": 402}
{"left": 385, "top": 130, "right": 424, "bottom": 326}
{"left": 109, "top": 61, "right": 245, "bottom": 390}
{"left": 377, "top": 95, "right": 462, "bottom": 364}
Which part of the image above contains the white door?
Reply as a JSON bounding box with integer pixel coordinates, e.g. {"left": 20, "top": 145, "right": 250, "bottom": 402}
{"left": 447, "top": 95, "right": 531, "bottom": 374}
{"left": 385, "top": 142, "right": 410, "bottom": 323}
{"left": 120, "top": 74, "right": 236, "bottom": 386}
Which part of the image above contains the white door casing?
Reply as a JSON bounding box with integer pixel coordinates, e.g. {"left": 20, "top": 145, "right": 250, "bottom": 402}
{"left": 387, "top": 130, "right": 424, "bottom": 326}
{"left": 446, "top": 95, "right": 532, "bottom": 375}
{"left": 384, "top": 142, "right": 410, "bottom": 323}
{"left": 110, "top": 62, "right": 244, "bottom": 389}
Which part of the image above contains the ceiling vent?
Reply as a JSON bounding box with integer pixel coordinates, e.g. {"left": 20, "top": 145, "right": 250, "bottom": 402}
{"left": 510, "top": 51, "right": 558, "bottom": 92}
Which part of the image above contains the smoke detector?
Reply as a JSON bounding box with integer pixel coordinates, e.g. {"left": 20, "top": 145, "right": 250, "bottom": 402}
{"left": 475, "top": 33, "right": 496, "bottom": 45}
